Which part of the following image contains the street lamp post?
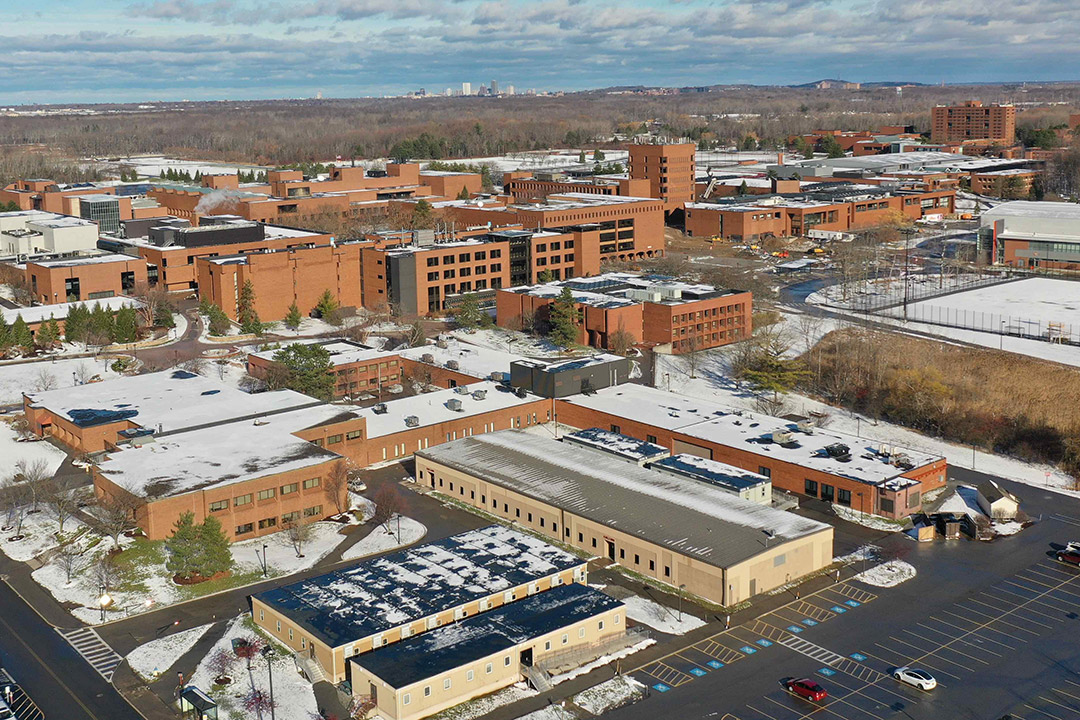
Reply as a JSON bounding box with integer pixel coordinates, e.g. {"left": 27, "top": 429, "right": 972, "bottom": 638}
{"left": 261, "top": 543, "right": 268, "bottom": 577}
{"left": 1000, "top": 320, "right": 1006, "bottom": 351}
{"left": 678, "top": 584, "right": 686, "bottom": 622}
{"left": 98, "top": 585, "right": 111, "bottom": 622}
{"left": 261, "top": 645, "right": 275, "bottom": 720}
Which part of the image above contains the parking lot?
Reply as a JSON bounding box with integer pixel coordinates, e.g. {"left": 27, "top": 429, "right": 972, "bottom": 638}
{"left": 607, "top": 473, "right": 1080, "bottom": 720}
{"left": 0, "top": 668, "right": 46, "bottom": 720}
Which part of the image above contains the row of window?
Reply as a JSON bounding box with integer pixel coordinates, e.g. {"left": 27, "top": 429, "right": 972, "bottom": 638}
{"left": 235, "top": 506, "right": 321, "bottom": 534}
{"left": 425, "top": 250, "right": 502, "bottom": 267}
{"left": 209, "top": 478, "right": 320, "bottom": 512}
{"left": 334, "top": 360, "right": 397, "bottom": 376}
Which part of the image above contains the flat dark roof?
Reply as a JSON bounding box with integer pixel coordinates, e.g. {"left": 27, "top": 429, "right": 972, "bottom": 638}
{"left": 351, "top": 583, "right": 621, "bottom": 688}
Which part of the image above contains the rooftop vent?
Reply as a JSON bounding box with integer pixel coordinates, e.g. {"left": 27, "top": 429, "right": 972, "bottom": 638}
{"left": 796, "top": 420, "right": 815, "bottom": 434}
{"left": 436, "top": 338, "right": 449, "bottom": 349}
{"left": 770, "top": 431, "right": 795, "bottom": 445}
{"left": 372, "top": 403, "right": 388, "bottom": 415}
{"left": 404, "top": 415, "right": 420, "bottom": 428}
{"left": 453, "top": 386, "right": 470, "bottom": 395}
{"left": 421, "top": 353, "right": 435, "bottom": 364}
{"left": 824, "top": 443, "right": 851, "bottom": 462}
{"left": 514, "top": 386, "right": 528, "bottom": 399}
{"left": 472, "top": 389, "right": 487, "bottom": 400}
{"left": 447, "top": 398, "right": 463, "bottom": 412}
{"left": 446, "top": 360, "right": 460, "bottom": 371}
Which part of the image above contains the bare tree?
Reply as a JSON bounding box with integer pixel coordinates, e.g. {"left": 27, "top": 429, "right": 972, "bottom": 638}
{"left": 54, "top": 542, "right": 85, "bottom": 584}
{"left": 85, "top": 490, "right": 140, "bottom": 550}
{"left": 683, "top": 334, "right": 703, "bottom": 379}
{"left": 0, "top": 476, "right": 31, "bottom": 536}
{"left": 608, "top": 327, "right": 635, "bottom": 356}
{"left": 74, "top": 362, "right": 95, "bottom": 385}
{"left": 372, "top": 485, "right": 407, "bottom": 536}
{"left": 324, "top": 460, "right": 350, "bottom": 516}
{"left": 15, "top": 458, "right": 50, "bottom": 511}
{"left": 128, "top": 283, "right": 171, "bottom": 329}
{"left": 405, "top": 319, "right": 426, "bottom": 348}
{"left": 180, "top": 357, "right": 206, "bottom": 375}
{"left": 92, "top": 553, "right": 120, "bottom": 591}
{"left": 42, "top": 474, "right": 80, "bottom": 534}
{"left": 283, "top": 516, "right": 315, "bottom": 558}
{"left": 33, "top": 368, "right": 58, "bottom": 392}
{"left": 262, "top": 362, "right": 291, "bottom": 391}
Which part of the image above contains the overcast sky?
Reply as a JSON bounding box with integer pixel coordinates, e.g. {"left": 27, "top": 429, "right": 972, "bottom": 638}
{"left": 3, "top": 0, "right": 1080, "bottom": 104}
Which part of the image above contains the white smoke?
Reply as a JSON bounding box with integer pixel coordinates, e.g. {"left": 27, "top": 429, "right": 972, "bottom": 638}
{"left": 194, "top": 189, "right": 243, "bottom": 215}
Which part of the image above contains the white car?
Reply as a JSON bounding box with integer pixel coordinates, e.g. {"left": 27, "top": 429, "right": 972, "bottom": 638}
{"left": 1066, "top": 541, "right": 1080, "bottom": 554}
{"left": 893, "top": 667, "right": 936, "bottom": 691}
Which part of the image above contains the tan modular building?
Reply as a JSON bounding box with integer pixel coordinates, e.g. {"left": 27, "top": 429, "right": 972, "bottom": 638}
{"left": 250, "top": 525, "right": 589, "bottom": 684}
{"left": 349, "top": 583, "right": 624, "bottom": 720}
{"left": 416, "top": 431, "right": 834, "bottom": 606}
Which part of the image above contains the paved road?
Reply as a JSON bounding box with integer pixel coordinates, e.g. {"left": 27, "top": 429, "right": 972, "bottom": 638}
{"left": 0, "top": 580, "right": 144, "bottom": 720}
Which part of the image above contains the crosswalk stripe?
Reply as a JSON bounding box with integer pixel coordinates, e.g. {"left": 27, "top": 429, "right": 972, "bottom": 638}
{"left": 57, "top": 627, "right": 124, "bottom": 682}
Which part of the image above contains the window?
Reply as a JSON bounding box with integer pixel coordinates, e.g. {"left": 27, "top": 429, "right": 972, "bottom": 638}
{"left": 346, "top": 430, "right": 362, "bottom": 441}
{"left": 257, "top": 488, "right": 275, "bottom": 501}
{"left": 599, "top": 620, "right": 605, "bottom": 630}
{"left": 490, "top": 249, "right": 501, "bottom": 258}
{"left": 504, "top": 656, "right": 511, "bottom": 667}
{"left": 234, "top": 494, "right": 252, "bottom": 507}
{"left": 304, "top": 505, "right": 322, "bottom": 517}
{"left": 424, "top": 686, "right": 431, "bottom": 698}
{"left": 281, "top": 483, "right": 299, "bottom": 495}
{"left": 664, "top": 566, "right": 670, "bottom": 578}
{"left": 837, "top": 488, "right": 852, "bottom": 506}
{"left": 303, "top": 478, "right": 320, "bottom": 490}
{"left": 467, "top": 670, "right": 474, "bottom": 682}
{"left": 758, "top": 466, "right": 771, "bottom": 478}
{"left": 591, "top": 538, "right": 597, "bottom": 548}
{"left": 209, "top": 500, "right": 228, "bottom": 512}
{"left": 804, "top": 479, "right": 818, "bottom": 496}
{"left": 634, "top": 554, "right": 640, "bottom": 564}
{"left": 236, "top": 523, "right": 254, "bottom": 535}
{"left": 649, "top": 560, "right": 655, "bottom": 571}
{"left": 301, "top": 638, "right": 306, "bottom": 650}
{"left": 647, "top": 434, "right": 657, "bottom": 444}
{"left": 880, "top": 497, "right": 895, "bottom": 514}
{"left": 614, "top": 614, "right": 621, "bottom": 625}
{"left": 578, "top": 532, "right": 584, "bottom": 543}
{"left": 403, "top": 694, "right": 411, "bottom": 706}
{"left": 610, "top": 424, "right": 621, "bottom": 434}
{"left": 578, "top": 628, "right": 585, "bottom": 639}
{"left": 442, "top": 255, "right": 455, "bottom": 265}
{"left": 458, "top": 253, "right": 471, "bottom": 262}
{"left": 427, "top": 257, "right": 439, "bottom": 267}
{"left": 258, "top": 517, "right": 277, "bottom": 530}
{"left": 774, "top": 554, "right": 787, "bottom": 567}
{"left": 276, "top": 621, "right": 281, "bottom": 632}
{"left": 486, "top": 663, "right": 493, "bottom": 674}
{"left": 327, "top": 434, "right": 342, "bottom": 445}
{"left": 282, "top": 511, "right": 300, "bottom": 523}
{"left": 907, "top": 491, "right": 921, "bottom": 508}
{"left": 562, "top": 633, "right": 568, "bottom": 645}
{"left": 444, "top": 679, "right": 452, "bottom": 690}
{"left": 289, "top": 629, "right": 293, "bottom": 640}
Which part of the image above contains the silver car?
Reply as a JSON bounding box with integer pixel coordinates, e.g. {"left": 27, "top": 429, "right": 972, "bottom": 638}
{"left": 893, "top": 667, "right": 937, "bottom": 691}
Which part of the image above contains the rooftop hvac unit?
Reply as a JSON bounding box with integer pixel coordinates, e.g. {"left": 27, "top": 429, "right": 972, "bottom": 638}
{"left": 514, "top": 386, "right": 528, "bottom": 398}
{"left": 878, "top": 443, "right": 891, "bottom": 457}
{"left": 447, "top": 398, "right": 463, "bottom": 411}
{"left": 446, "top": 360, "right": 460, "bottom": 370}
{"left": 372, "top": 403, "right": 388, "bottom": 415}
{"left": 626, "top": 288, "right": 662, "bottom": 303}
{"left": 796, "top": 420, "right": 815, "bottom": 434}
{"left": 824, "top": 443, "right": 851, "bottom": 461}
{"left": 436, "top": 338, "right": 449, "bottom": 349}
{"left": 490, "top": 371, "right": 505, "bottom": 382}
{"left": 472, "top": 389, "right": 487, "bottom": 400}
{"left": 421, "top": 353, "right": 435, "bottom": 364}
{"left": 404, "top": 415, "right": 420, "bottom": 427}
{"left": 770, "top": 431, "right": 795, "bottom": 445}
{"left": 453, "top": 386, "right": 470, "bottom": 395}
{"left": 658, "top": 286, "right": 683, "bottom": 300}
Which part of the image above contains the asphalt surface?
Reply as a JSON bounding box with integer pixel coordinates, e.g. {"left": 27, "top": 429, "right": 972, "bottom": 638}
{"left": 602, "top": 470, "right": 1080, "bottom": 720}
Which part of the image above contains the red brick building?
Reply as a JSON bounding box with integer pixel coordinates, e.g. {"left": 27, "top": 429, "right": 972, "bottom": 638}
{"left": 931, "top": 102, "right": 1016, "bottom": 145}
{"left": 628, "top": 143, "right": 696, "bottom": 213}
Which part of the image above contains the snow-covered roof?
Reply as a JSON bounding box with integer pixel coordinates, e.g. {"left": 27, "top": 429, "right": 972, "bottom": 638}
{"left": 651, "top": 453, "right": 770, "bottom": 492}
{"left": 249, "top": 339, "right": 397, "bottom": 368}
{"left": 353, "top": 583, "right": 620, "bottom": 688}
{"left": 398, "top": 338, "right": 521, "bottom": 380}
{"left": 354, "top": 381, "right": 541, "bottom": 439}
{"left": 561, "top": 385, "right": 938, "bottom": 489}
{"left": 418, "top": 430, "right": 833, "bottom": 569}
{"left": 252, "top": 525, "right": 586, "bottom": 648}
{"left": 982, "top": 201, "right": 1080, "bottom": 221}
{"left": 28, "top": 253, "right": 132, "bottom": 267}
{"left": 562, "top": 427, "right": 670, "bottom": 463}
{"left": 1, "top": 296, "right": 142, "bottom": 326}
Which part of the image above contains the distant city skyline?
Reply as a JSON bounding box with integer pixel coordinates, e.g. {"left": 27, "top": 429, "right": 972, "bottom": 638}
{"left": 3, "top": 0, "right": 1080, "bottom": 103}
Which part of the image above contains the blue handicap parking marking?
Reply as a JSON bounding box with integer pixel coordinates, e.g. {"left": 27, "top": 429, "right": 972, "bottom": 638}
{"left": 845, "top": 600, "right": 861, "bottom": 608}
{"left": 803, "top": 619, "right": 818, "bottom": 626}
{"left": 690, "top": 667, "right": 708, "bottom": 677}
{"left": 787, "top": 625, "right": 804, "bottom": 633}
{"left": 653, "top": 683, "right": 671, "bottom": 693}
{"left": 831, "top": 606, "right": 847, "bottom": 613}
{"left": 850, "top": 652, "right": 867, "bottom": 661}
{"left": 755, "top": 639, "right": 773, "bottom": 648}
{"left": 707, "top": 660, "right": 724, "bottom": 669}
{"left": 740, "top": 645, "right": 758, "bottom": 654}
{"left": 818, "top": 667, "right": 837, "bottom": 677}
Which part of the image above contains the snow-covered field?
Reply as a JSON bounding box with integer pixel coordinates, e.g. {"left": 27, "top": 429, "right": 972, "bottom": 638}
{"left": 232, "top": 521, "right": 350, "bottom": 575}
{"left": 832, "top": 504, "right": 909, "bottom": 532}
{"left": 92, "top": 156, "right": 268, "bottom": 178}
{"left": 0, "top": 504, "right": 88, "bottom": 562}
{"left": 513, "top": 706, "right": 576, "bottom": 720}
{"left": 126, "top": 623, "right": 212, "bottom": 680}
{"left": 0, "top": 356, "right": 117, "bottom": 405}
{"left": 807, "top": 273, "right": 999, "bottom": 311}
{"left": 618, "top": 595, "right": 705, "bottom": 636}
{"left": 340, "top": 515, "right": 426, "bottom": 561}
{"left": 571, "top": 675, "right": 646, "bottom": 715}
{"left": 0, "top": 420, "right": 67, "bottom": 484}
{"left": 653, "top": 349, "right": 1080, "bottom": 500}
{"left": 449, "top": 328, "right": 592, "bottom": 359}
{"left": 189, "top": 614, "right": 318, "bottom": 720}
{"left": 449, "top": 150, "right": 630, "bottom": 174}
{"left": 854, "top": 560, "right": 916, "bottom": 588}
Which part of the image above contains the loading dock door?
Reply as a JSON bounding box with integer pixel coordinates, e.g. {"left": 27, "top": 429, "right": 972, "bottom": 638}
{"left": 606, "top": 540, "right": 615, "bottom": 562}
{"left": 673, "top": 439, "right": 712, "bottom": 459}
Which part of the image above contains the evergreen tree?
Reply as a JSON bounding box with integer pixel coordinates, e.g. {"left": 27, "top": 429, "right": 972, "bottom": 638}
{"left": 11, "top": 315, "right": 32, "bottom": 351}
{"left": 154, "top": 304, "right": 176, "bottom": 329}
{"left": 194, "top": 515, "right": 234, "bottom": 578}
{"left": 738, "top": 180, "right": 749, "bottom": 196}
{"left": 165, "top": 512, "right": 200, "bottom": 580}
{"left": 740, "top": 334, "right": 810, "bottom": 406}
{"left": 237, "top": 280, "right": 263, "bottom": 335}
{"left": 64, "top": 303, "right": 88, "bottom": 343}
{"left": 578, "top": 150, "right": 586, "bottom": 164}
{"left": 47, "top": 317, "right": 61, "bottom": 345}
{"left": 159, "top": 170, "right": 166, "bottom": 179}
{"left": 455, "top": 293, "right": 482, "bottom": 330}
{"left": 35, "top": 316, "right": 58, "bottom": 349}
{"left": 284, "top": 302, "right": 303, "bottom": 331}
{"left": 821, "top": 135, "right": 845, "bottom": 158}
{"left": 456, "top": 186, "right": 470, "bottom": 200}
{"left": 271, "top": 343, "right": 335, "bottom": 400}
{"left": 113, "top": 306, "right": 138, "bottom": 343}
{"left": 314, "top": 289, "right": 340, "bottom": 324}
{"left": 593, "top": 149, "right": 605, "bottom": 162}
{"left": 0, "top": 317, "right": 10, "bottom": 351}
{"left": 207, "top": 304, "right": 231, "bottom": 336}
{"left": 88, "top": 302, "right": 114, "bottom": 345}
{"left": 548, "top": 286, "right": 581, "bottom": 349}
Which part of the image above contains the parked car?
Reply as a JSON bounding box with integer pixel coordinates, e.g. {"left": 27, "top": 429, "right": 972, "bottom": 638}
{"left": 0, "top": 698, "right": 14, "bottom": 720}
{"left": 785, "top": 678, "right": 828, "bottom": 702}
{"left": 893, "top": 667, "right": 937, "bottom": 691}
{"left": 1057, "top": 548, "right": 1080, "bottom": 566}
{"left": 1065, "top": 541, "right": 1080, "bottom": 554}
{"left": 348, "top": 480, "right": 368, "bottom": 493}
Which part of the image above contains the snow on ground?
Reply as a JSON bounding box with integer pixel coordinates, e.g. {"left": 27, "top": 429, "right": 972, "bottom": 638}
{"left": 854, "top": 559, "right": 916, "bottom": 588}
{"left": 0, "top": 506, "right": 88, "bottom": 562}
{"left": 0, "top": 420, "right": 66, "bottom": 481}
{"left": 448, "top": 150, "right": 630, "bottom": 174}
{"left": 618, "top": 595, "right": 705, "bottom": 636}
{"left": 434, "top": 682, "right": 536, "bottom": 720}
{"left": 807, "top": 272, "right": 994, "bottom": 311}
{"left": 0, "top": 356, "right": 118, "bottom": 405}
{"left": 994, "top": 521, "right": 1024, "bottom": 536}
{"left": 512, "top": 706, "right": 576, "bottom": 720}
{"left": 190, "top": 614, "right": 318, "bottom": 720}
{"left": 653, "top": 350, "right": 1080, "bottom": 500}
{"left": 834, "top": 545, "right": 881, "bottom": 564}
{"left": 449, "top": 327, "right": 591, "bottom": 359}
{"left": 232, "top": 521, "right": 350, "bottom": 575}
{"left": 126, "top": 623, "right": 213, "bottom": 680}
{"left": 832, "top": 504, "right": 910, "bottom": 532}
{"left": 550, "top": 638, "right": 656, "bottom": 684}
{"left": 340, "top": 515, "right": 426, "bottom": 561}
{"left": 571, "top": 675, "right": 646, "bottom": 715}
{"left": 92, "top": 156, "right": 268, "bottom": 178}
